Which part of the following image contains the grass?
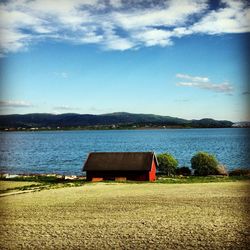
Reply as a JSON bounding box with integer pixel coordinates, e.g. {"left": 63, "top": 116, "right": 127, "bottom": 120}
{"left": 0, "top": 176, "right": 84, "bottom": 195}
{"left": 0, "top": 181, "right": 249, "bottom": 249}
{"left": 1, "top": 175, "right": 249, "bottom": 185}
{"left": 156, "top": 175, "right": 250, "bottom": 184}
{"left": 1, "top": 175, "right": 249, "bottom": 196}
{"left": 0, "top": 181, "right": 40, "bottom": 191}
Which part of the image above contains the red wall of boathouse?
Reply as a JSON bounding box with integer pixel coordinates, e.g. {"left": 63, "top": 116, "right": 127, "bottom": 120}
{"left": 149, "top": 160, "right": 156, "bottom": 182}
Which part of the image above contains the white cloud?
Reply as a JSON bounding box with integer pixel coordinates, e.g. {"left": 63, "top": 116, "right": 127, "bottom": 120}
{"left": 172, "top": 27, "right": 193, "bottom": 37}
{"left": 133, "top": 28, "right": 173, "bottom": 47}
{"left": 176, "top": 81, "right": 233, "bottom": 93}
{"left": 104, "top": 37, "right": 135, "bottom": 51}
{"left": 176, "top": 73, "right": 234, "bottom": 93}
{"left": 79, "top": 32, "right": 103, "bottom": 44}
{"left": 0, "top": 0, "right": 249, "bottom": 54}
{"left": 102, "top": 26, "right": 135, "bottom": 50}
{"left": 191, "top": 0, "right": 250, "bottom": 34}
{"left": 0, "top": 29, "right": 31, "bottom": 53}
{"left": 176, "top": 73, "right": 209, "bottom": 83}
{"left": 113, "top": 0, "right": 207, "bottom": 30}
{"left": 0, "top": 100, "right": 33, "bottom": 108}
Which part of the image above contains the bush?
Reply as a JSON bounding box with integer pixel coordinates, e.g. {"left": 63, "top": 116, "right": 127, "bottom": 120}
{"left": 157, "top": 153, "right": 178, "bottom": 176}
{"left": 229, "top": 168, "right": 250, "bottom": 176}
{"left": 175, "top": 166, "right": 191, "bottom": 176}
{"left": 191, "top": 152, "right": 219, "bottom": 176}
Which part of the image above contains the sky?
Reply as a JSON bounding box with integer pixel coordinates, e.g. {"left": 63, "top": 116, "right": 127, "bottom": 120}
{"left": 0, "top": 0, "right": 249, "bottom": 122}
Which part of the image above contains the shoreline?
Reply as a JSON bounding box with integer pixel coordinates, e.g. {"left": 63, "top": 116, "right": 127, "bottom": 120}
{"left": 1, "top": 126, "right": 249, "bottom": 132}
{"left": 0, "top": 173, "right": 85, "bottom": 180}
{"left": 1, "top": 173, "right": 249, "bottom": 183}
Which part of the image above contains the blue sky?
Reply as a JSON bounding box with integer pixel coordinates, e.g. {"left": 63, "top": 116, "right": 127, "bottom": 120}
{"left": 0, "top": 0, "right": 249, "bottom": 122}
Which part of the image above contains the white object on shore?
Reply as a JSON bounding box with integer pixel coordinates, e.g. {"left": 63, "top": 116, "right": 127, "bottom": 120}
{"left": 5, "top": 174, "right": 19, "bottom": 179}
{"left": 65, "top": 175, "right": 77, "bottom": 180}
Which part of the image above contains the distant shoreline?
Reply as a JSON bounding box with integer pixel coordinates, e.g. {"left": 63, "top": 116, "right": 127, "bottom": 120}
{"left": 0, "top": 112, "right": 237, "bottom": 130}
{"left": 1, "top": 126, "right": 248, "bottom": 132}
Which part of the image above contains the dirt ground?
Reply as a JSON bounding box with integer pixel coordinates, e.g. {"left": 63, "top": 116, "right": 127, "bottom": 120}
{"left": 0, "top": 181, "right": 249, "bottom": 249}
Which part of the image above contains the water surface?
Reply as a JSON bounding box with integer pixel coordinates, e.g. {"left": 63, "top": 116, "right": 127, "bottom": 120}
{"left": 0, "top": 128, "right": 249, "bottom": 175}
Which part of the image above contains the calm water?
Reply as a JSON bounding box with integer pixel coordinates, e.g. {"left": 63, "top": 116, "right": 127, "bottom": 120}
{"left": 0, "top": 128, "right": 249, "bottom": 175}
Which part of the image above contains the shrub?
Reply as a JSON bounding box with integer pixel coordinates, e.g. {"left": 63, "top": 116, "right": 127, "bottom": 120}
{"left": 175, "top": 166, "right": 191, "bottom": 176}
{"left": 229, "top": 168, "right": 250, "bottom": 176}
{"left": 191, "top": 152, "right": 219, "bottom": 176}
{"left": 157, "top": 153, "right": 178, "bottom": 176}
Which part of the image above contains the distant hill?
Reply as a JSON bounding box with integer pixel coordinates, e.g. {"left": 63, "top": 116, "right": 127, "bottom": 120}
{"left": 0, "top": 112, "right": 233, "bottom": 130}
{"left": 232, "top": 121, "right": 250, "bottom": 128}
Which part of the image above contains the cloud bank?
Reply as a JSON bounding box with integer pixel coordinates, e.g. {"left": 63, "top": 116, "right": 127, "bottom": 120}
{"left": 0, "top": 0, "right": 249, "bottom": 54}
{"left": 0, "top": 100, "right": 33, "bottom": 108}
{"left": 176, "top": 73, "right": 234, "bottom": 93}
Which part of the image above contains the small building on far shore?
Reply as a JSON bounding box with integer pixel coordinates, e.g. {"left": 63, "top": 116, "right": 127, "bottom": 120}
{"left": 83, "top": 152, "right": 158, "bottom": 182}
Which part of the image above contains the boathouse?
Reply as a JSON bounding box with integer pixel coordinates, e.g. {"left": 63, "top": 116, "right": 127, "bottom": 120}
{"left": 83, "top": 152, "right": 158, "bottom": 182}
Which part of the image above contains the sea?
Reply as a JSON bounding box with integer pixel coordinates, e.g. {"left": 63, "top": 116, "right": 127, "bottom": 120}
{"left": 0, "top": 128, "right": 249, "bottom": 175}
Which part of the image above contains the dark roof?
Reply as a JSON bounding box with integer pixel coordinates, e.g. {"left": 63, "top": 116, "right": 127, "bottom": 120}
{"left": 83, "top": 152, "right": 158, "bottom": 171}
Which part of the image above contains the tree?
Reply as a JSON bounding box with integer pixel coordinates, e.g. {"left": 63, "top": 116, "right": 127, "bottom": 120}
{"left": 157, "top": 153, "right": 178, "bottom": 176}
{"left": 191, "top": 152, "right": 219, "bottom": 176}
{"left": 176, "top": 166, "right": 191, "bottom": 176}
